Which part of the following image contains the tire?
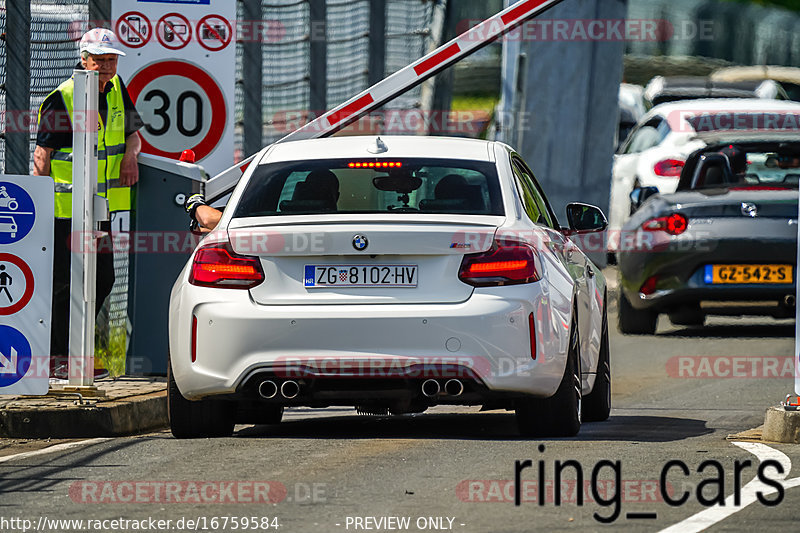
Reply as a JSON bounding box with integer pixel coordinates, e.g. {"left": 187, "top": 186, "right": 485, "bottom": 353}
{"left": 583, "top": 305, "right": 611, "bottom": 422}
{"left": 168, "top": 359, "right": 235, "bottom": 439}
{"left": 516, "top": 319, "right": 582, "bottom": 438}
{"left": 618, "top": 292, "right": 657, "bottom": 335}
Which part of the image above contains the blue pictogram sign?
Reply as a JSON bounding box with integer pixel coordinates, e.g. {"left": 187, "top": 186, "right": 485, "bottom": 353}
{"left": 0, "top": 325, "right": 32, "bottom": 387}
{"left": 0, "top": 181, "right": 36, "bottom": 245}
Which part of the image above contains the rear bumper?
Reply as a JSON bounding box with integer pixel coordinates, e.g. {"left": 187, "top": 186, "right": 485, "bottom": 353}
{"left": 626, "top": 284, "right": 796, "bottom": 318}
{"left": 619, "top": 233, "right": 796, "bottom": 316}
{"left": 168, "top": 282, "right": 573, "bottom": 402}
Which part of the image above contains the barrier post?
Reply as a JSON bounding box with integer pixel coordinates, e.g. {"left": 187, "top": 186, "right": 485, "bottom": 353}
{"left": 68, "top": 70, "right": 99, "bottom": 388}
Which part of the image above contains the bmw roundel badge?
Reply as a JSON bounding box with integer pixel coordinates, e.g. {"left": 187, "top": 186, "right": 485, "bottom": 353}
{"left": 353, "top": 234, "right": 368, "bottom": 251}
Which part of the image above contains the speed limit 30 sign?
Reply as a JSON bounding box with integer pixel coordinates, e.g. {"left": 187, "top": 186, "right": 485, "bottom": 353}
{"left": 127, "top": 61, "right": 226, "bottom": 161}
{"left": 112, "top": 0, "right": 236, "bottom": 174}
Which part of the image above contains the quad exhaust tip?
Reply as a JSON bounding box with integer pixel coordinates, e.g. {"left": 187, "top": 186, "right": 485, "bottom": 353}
{"left": 258, "top": 380, "right": 278, "bottom": 399}
{"left": 422, "top": 379, "right": 464, "bottom": 397}
{"left": 421, "top": 379, "right": 440, "bottom": 397}
{"left": 445, "top": 379, "right": 464, "bottom": 397}
{"left": 280, "top": 380, "right": 300, "bottom": 399}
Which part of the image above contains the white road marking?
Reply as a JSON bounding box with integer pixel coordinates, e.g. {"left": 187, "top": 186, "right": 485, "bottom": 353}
{"left": 658, "top": 442, "right": 799, "bottom": 533}
{"left": 0, "top": 438, "right": 111, "bottom": 464}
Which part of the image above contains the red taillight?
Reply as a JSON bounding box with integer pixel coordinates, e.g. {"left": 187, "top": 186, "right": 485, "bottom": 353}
{"left": 653, "top": 159, "right": 685, "bottom": 177}
{"left": 191, "top": 315, "right": 198, "bottom": 363}
{"left": 642, "top": 213, "right": 688, "bottom": 235}
{"left": 458, "top": 240, "right": 540, "bottom": 286}
{"left": 189, "top": 241, "right": 265, "bottom": 289}
{"left": 640, "top": 276, "right": 658, "bottom": 296}
{"left": 528, "top": 312, "right": 537, "bottom": 360}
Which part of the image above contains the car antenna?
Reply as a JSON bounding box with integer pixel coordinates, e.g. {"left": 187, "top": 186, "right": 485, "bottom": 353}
{"left": 367, "top": 137, "right": 388, "bottom": 154}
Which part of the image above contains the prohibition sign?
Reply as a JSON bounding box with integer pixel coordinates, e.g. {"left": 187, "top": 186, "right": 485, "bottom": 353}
{"left": 0, "top": 253, "right": 34, "bottom": 316}
{"left": 156, "top": 13, "right": 192, "bottom": 51}
{"left": 197, "top": 14, "right": 233, "bottom": 52}
{"left": 127, "top": 61, "right": 227, "bottom": 161}
{"left": 116, "top": 11, "right": 152, "bottom": 49}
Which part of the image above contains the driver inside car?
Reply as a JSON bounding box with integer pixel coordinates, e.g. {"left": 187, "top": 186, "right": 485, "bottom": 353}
{"left": 185, "top": 169, "right": 340, "bottom": 232}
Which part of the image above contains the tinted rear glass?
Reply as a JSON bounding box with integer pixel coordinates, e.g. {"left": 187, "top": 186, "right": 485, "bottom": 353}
{"left": 233, "top": 158, "right": 504, "bottom": 218}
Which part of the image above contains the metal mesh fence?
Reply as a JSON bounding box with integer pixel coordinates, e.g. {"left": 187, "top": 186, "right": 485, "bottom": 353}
{"left": 327, "top": 0, "right": 369, "bottom": 111}
{"left": 254, "top": 0, "right": 435, "bottom": 144}
{"left": 0, "top": 1, "right": 89, "bottom": 172}
{"left": 385, "top": 0, "right": 434, "bottom": 110}
{"left": 29, "top": 2, "right": 89, "bottom": 170}
{"left": 262, "top": 0, "right": 311, "bottom": 144}
{"left": 627, "top": 0, "right": 800, "bottom": 66}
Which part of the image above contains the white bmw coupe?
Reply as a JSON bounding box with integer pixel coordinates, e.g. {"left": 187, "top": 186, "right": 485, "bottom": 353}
{"left": 168, "top": 136, "right": 610, "bottom": 438}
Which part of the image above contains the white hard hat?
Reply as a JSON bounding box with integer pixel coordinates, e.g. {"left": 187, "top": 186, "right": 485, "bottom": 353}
{"left": 80, "top": 28, "right": 126, "bottom": 56}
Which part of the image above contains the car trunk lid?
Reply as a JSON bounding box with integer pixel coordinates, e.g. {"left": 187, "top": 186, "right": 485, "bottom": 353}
{"left": 662, "top": 189, "right": 798, "bottom": 219}
{"left": 228, "top": 215, "right": 502, "bottom": 305}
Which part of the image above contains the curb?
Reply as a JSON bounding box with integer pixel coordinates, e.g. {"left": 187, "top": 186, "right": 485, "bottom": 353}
{"left": 762, "top": 406, "right": 800, "bottom": 444}
{"left": 0, "top": 390, "right": 167, "bottom": 438}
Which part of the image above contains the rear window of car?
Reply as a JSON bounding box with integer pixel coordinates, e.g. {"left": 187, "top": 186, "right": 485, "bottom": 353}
{"left": 233, "top": 158, "right": 504, "bottom": 218}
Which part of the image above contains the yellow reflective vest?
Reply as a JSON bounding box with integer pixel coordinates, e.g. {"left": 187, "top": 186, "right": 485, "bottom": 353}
{"left": 39, "top": 75, "right": 131, "bottom": 218}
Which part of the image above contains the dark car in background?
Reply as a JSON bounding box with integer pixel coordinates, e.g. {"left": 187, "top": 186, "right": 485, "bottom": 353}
{"left": 617, "top": 133, "right": 799, "bottom": 334}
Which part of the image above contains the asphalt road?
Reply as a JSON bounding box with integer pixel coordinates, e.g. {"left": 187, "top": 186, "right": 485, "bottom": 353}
{"left": 1, "top": 299, "right": 798, "bottom": 533}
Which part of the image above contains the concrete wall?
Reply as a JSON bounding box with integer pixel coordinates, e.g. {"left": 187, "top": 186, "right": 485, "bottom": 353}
{"left": 498, "top": 0, "right": 627, "bottom": 233}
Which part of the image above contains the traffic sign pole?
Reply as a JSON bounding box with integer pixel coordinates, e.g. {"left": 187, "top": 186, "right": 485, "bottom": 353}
{"left": 69, "top": 71, "right": 100, "bottom": 388}
{"left": 206, "top": 0, "right": 566, "bottom": 201}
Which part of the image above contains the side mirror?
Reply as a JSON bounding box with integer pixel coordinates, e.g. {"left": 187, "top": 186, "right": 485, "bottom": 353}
{"left": 629, "top": 186, "right": 659, "bottom": 213}
{"left": 566, "top": 203, "right": 608, "bottom": 234}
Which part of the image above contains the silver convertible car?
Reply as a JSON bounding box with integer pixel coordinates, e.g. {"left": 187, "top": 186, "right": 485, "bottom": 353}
{"left": 168, "top": 136, "right": 610, "bottom": 438}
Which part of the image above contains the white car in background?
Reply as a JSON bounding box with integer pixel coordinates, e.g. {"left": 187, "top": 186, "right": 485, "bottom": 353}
{"left": 168, "top": 136, "right": 611, "bottom": 439}
{"left": 608, "top": 98, "right": 800, "bottom": 255}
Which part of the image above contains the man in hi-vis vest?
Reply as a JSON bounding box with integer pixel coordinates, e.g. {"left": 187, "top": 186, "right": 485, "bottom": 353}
{"left": 33, "top": 28, "right": 143, "bottom": 378}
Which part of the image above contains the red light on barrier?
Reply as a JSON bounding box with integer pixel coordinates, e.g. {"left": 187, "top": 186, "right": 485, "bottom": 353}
{"left": 180, "top": 149, "right": 196, "bottom": 163}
